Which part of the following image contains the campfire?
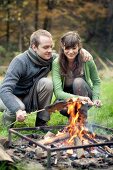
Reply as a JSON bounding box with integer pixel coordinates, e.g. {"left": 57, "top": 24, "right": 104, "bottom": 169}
{"left": 64, "top": 98, "right": 95, "bottom": 146}
{"left": 4, "top": 99, "right": 113, "bottom": 169}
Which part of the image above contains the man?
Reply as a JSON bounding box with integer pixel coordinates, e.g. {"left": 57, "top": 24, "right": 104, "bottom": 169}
{"left": 0, "top": 29, "right": 55, "bottom": 127}
{"left": 0, "top": 29, "right": 93, "bottom": 128}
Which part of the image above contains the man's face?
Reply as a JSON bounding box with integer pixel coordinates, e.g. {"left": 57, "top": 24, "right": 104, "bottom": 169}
{"left": 33, "top": 35, "right": 53, "bottom": 60}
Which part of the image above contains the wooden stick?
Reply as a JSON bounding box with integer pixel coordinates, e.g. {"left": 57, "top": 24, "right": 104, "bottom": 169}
{"left": 38, "top": 132, "right": 70, "bottom": 145}
{"left": 84, "top": 133, "right": 113, "bottom": 155}
{"left": 7, "top": 108, "right": 45, "bottom": 128}
{"left": 92, "top": 137, "right": 113, "bottom": 154}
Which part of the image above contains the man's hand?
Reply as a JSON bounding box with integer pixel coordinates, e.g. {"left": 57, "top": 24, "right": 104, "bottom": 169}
{"left": 16, "top": 110, "right": 27, "bottom": 122}
{"left": 93, "top": 100, "right": 102, "bottom": 107}
{"left": 80, "top": 48, "right": 93, "bottom": 62}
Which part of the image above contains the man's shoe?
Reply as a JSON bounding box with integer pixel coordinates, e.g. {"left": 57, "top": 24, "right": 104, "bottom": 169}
{"left": 35, "top": 117, "right": 47, "bottom": 127}
{"left": 60, "top": 109, "right": 70, "bottom": 118}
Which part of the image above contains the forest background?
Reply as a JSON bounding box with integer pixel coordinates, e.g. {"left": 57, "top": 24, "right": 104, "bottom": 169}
{"left": 0, "top": 0, "right": 113, "bottom": 68}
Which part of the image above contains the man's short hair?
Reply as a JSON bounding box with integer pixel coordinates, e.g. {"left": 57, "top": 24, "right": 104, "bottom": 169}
{"left": 30, "top": 29, "right": 52, "bottom": 47}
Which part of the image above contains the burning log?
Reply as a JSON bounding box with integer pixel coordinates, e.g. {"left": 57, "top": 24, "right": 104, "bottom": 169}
{"left": 38, "top": 132, "right": 70, "bottom": 145}
{"left": 44, "top": 131, "right": 56, "bottom": 139}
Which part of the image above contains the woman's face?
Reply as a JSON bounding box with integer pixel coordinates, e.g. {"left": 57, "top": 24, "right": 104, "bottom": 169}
{"left": 63, "top": 44, "right": 79, "bottom": 62}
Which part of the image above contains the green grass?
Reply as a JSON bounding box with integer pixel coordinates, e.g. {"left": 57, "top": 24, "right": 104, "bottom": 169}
{"left": 0, "top": 79, "right": 113, "bottom": 137}
{"left": 88, "top": 79, "right": 113, "bottom": 128}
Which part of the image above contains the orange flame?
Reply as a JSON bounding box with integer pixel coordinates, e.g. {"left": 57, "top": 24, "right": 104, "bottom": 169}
{"left": 65, "top": 98, "right": 95, "bottom": 145}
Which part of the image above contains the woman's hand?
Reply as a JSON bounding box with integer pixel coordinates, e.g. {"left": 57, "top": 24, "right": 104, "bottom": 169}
{"left": 80, "top": 48, "right": 93, "bottom": 62}
{"left": 93, "top": 100, "right": 102, "bottom": 107}
{"left": 78, "top": 96, "right": 94, "bottom": 106}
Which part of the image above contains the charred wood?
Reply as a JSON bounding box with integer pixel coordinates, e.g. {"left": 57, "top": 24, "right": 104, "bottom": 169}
{"left": 38, "top": 132, "right": 70, "bottom": 145}
{"left": 74, "top": 137, "right": 85, "bottom": 158}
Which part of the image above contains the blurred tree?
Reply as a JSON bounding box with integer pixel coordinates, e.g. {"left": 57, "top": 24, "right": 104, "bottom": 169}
{"left": 0, "top": 0, "right": 11, "bottom": 50}
{"left": 34, "top": 0, "right": 39, "bottom": 30}
{"left": 6, "top": 0, "right": 10, "bottom": 50}
{"left": 43, "top": 0, "right": 57, "bottom": 31}
{"left": 0, "top": 0, "right": 113, "bottom": 61}
{"left": 106, "top": 0, "right": 113, "bottom": 44}
{"left": 47, "top": 0, "right": 56, "bottom": 10}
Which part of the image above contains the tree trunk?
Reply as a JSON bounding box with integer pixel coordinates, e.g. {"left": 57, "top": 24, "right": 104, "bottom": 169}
{"left": 43, "top": 0, "right": 57, "bottom": 31}
{"left": 43, "top": 16, "right": 52, "bottom": 31}
{"left": 18, "top": 21, "right": 23, "bottom": 52}
{"left": 6, "top": 0, "right": 10, "bottom": 50}
{"left": 34, "top": 0, "right": 39, "bottom": 30}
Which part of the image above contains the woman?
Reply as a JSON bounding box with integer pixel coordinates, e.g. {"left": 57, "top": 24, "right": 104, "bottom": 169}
{"left": 52, "top": 31, "right": 101, "bottom": 117}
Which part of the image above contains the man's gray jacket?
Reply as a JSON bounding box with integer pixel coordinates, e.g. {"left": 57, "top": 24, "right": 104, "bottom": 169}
{"left": 0, "top": 49, "right": 57, "bottom": 114}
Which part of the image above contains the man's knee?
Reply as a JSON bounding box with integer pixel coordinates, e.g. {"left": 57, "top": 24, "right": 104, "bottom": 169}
{"left": 38, "top": 78, "right": 53, "bottom": 92}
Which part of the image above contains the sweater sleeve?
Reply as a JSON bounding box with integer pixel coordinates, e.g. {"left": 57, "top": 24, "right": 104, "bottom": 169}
{"left": 0, "top": 57, "right": 26, "bottom": 114}
{"left": 52, "top": 57, "right": 79, "bottom": 100}
{"left": 87, "top": 60, "right": 101, "bottom": 101}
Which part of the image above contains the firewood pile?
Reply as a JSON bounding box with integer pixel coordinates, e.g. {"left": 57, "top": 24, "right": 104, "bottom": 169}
{"left": 2, "top": 130, "right": 113, "bottom": 170}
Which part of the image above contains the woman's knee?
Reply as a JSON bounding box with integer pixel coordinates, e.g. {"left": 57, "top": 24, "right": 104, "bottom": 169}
{"left": 73, "top": 78, "right": 86, "bottom": 95}
{"left": 73, "top": 78, "right": 91, "bottom": 97}
{"left": 73, "top": 78, "right": 85, "bottom": 86}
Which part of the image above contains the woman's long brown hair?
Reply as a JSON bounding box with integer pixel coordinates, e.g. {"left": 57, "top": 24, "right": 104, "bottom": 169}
{"left": 59, "top": 31, "right": 83, "bottom": 77}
